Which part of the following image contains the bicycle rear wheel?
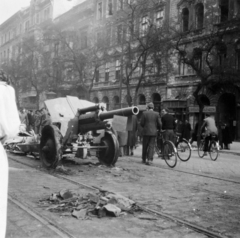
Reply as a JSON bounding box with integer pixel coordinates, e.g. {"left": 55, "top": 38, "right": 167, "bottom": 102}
{"left": 163, "top": 141, "right": 177, "bottom": 168}
{"left": 198, "top": 140, "right": 205, "bottom": 158}
{"left": 176, "top": 139, "right": 191, "bottom": 162}
{"left": 209, "top": 141, "right": 219, "bottom": 161}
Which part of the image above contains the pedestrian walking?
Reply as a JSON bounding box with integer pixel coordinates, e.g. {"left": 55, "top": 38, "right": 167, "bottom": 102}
{"left": 140, "top": 102, "right": 161, "bottom": 165}
{"left": 117, "top": 130, "right": 128, "bottom": 157}
{"left": 182, "top": 119, "right": 192, "bottom": 141}
{"left": 161, "top": 108, "right": 176, "bottom": 144}
{"left": 190, "top": 121, "right": 199, "bottom": 145}
{"left": 127, "top": 114, "right": 138, "bottom": 156}
{"left": 221, "top": 120, "right": 232, "bottom": 150}
{"left": 0, "top": 70, "right": 21, "bottom": 237}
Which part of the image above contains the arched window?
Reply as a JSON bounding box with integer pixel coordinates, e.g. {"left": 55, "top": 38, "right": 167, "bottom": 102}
{"left": 102, "top": 96, "right": 109, "bottom": 110}
{"left": 137, "top": 94, "right": 146, "bottom": 105}
{"left": 113, "top": 96, "right": 120, "bottom": 109}
{"left": 93, "top": 97, "right": 99, "bottom": 103}
{"left": 195, "top": 3, "right": 204, "bottom": 29}
{"left": 123, "top": 95, "right": 132, "bottom": 107}
{"left": 182, "top": 8, "right": 189, "bottom": 32}
{"left": 152, "top": 93, "right": 161, "bottom": 112}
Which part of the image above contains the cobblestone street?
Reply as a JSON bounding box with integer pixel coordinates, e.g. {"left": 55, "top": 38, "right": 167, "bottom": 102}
{"left": 6, "top": 143, "right": 240, "bottom": 238}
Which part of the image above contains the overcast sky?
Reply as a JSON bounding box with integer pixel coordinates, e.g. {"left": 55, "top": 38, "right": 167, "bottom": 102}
{"left": 0, "top": 0, "right": 31, "bottom": 25}
{"left": 0, "top": 0, "right": 86, "bottom": 25}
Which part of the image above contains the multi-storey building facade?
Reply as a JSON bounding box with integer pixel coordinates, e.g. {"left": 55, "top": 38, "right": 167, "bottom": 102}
{"left": 52, "top": 0, "right": 178, "bottom": 112}
{"left": 1, "top": 0, "right": 239, "bottom": 140}
{"left": 172, "top": 0, "right": 240, "bottom": 140}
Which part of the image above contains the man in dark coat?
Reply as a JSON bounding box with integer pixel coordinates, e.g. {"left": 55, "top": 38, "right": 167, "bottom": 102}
{"left": 161, "top": 108, "right": 176, "bottom": 143}
{"left": 140, "top": 102, "right": 161, "bottom": 165}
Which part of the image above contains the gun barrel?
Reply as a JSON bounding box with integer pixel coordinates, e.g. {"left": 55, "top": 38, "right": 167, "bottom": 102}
{"left": 78, "top": 104, "right": 101, "bottom": 114}
{"left": 99, "top": 106, "right": 139, "bottom": 121}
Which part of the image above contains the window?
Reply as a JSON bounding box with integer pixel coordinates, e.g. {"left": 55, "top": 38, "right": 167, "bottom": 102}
{"left": 195, "top": 3, "right": 204, "bottom": 29}
{"left": 236, "top": 46, "right": 240, "bottom": 70}
{"left": 95, "top": 67, "right": 99, "bottom": 83}
{"left": 234, "top": 0, "right": 240, "bottom": 17}
{"left": 156, "top": 9, "right": 164, "bottom": 28}
{"left": 154, "top": 57, "right": 162, "bottom": 74}
{"left": 96, "top": 32, "right": 103, "bottom": 46}
{"left": 105, "top": 62, "right": 109, "bottom": 81}
{"left": 217, "top": 43, "right": 227, "bottom": 66}
{"left": 80, "top": 31, "right": 88, "bottom": 49}
{"left": 193, "top": 48, "right": 202, "bottom": 70}
{"left": 179, "top": 56, "right": 194, "bottom": 75}
{"left": 117, "top": 0, "right": 124, "bottom": 10}
{"left": 36, "top": 13, "right": 39, "bottom": 24}
{"left": 54, "top": 42, "right": 59, "bottom": 57}
{"left": 107, "top": 0, "right": 113, "bottom": 16}
{"left": 115, "top": 60, "right": 121, "bottom": 80}
{"left": 25, "top": 20, "right": 30, "bottom": 32}
{"left": 97, "top": 2, "right": 103, "bottom": 20}
{"left": 141, "top": 16, "right": 149, "bottom": 35}
{"left": 182, "top": 8, "right": 189, "bottom": 32}
{"left": 44, "top": 7, "right": 50, "bottom": 20}
{"left": 106, "top": 26, "right": 112, "bottom": 45}
{"left": 220, "top": 0, "right": 229, "bottom": 22}
{"left": 117, "top": 24, "right": 123, "bottom": 44}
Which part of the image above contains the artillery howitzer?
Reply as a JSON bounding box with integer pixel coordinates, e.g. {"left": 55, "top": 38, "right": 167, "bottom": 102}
{"left": 40, "top": 96, "right": 139, "bottom": 168}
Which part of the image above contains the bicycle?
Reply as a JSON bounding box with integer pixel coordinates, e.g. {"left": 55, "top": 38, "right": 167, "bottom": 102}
{"left": 155, "top": 131, "right": 178, "bottom": 168}
{"left": 198, "top": 133, "right": 219, "bottom": 161}
{"left": 175, "top": 133, "right": 192, "bottom": 162}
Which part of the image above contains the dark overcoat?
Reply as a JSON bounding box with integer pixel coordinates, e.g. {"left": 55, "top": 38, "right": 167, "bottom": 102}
{"left": 140, "top": 110, "right": 161, "bottom": 136}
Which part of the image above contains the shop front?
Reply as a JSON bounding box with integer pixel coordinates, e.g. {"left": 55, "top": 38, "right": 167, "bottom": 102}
{"left": 161, "top": 99, "right": 188, "bottom": 121}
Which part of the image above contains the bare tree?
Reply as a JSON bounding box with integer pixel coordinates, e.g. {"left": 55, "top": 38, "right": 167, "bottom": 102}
{"left": 103, "top": 0, "right": 175, "bottom": 106}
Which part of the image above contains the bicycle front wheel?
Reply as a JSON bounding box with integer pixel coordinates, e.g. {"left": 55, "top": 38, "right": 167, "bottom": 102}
{"left": 154, "top": 144, "right": 161, "bottom": 157}
{"left": 163, "top": 140, "right": 177, "bottom": 168}
{"left": 176, "top": 139, "right": 191, "bottom": 162}
{"left": 198, "top": 140, "right": 205, "bottom": 158}
{"left": 209, "top": 141, "right": 219, "bottom": 161}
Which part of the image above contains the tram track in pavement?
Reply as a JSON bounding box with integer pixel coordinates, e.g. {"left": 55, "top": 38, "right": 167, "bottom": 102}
{"left": 8, "top": 195, "right": 77, "bottom": 238}
{"left": 9, "top": 154, "right": 230, "bottom": 238}
{"left": 129, "top": 153, "right": 240, "bottom": 185}
{"left": 126, "top": 155, "right": 240, "bottom": 203}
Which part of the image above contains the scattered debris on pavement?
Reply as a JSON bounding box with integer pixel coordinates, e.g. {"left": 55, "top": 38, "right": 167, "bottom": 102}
{"left": 39, "top": 189, "right": 142, "bottom": 220}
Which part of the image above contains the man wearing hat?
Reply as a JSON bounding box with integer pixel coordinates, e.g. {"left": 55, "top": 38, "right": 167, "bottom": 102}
{"left": 140, "top": 102, "right": 161, "bottom": 165}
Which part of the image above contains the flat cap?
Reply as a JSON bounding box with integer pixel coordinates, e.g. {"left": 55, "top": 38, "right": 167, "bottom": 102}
{"left": 147, "top": 102, "right": 154, "bottom": 109}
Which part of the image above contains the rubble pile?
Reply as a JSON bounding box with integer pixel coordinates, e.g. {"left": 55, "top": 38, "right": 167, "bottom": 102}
{"left": 39, "top": 189, "right": 140, "bottom": 219}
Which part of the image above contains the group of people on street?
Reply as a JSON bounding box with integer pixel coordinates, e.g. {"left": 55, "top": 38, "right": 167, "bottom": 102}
{"left": 18, "top": 107, "right": 51, "bottom": 136}
{"left": 139, "top": 102, "right": 226, "bottom": 165}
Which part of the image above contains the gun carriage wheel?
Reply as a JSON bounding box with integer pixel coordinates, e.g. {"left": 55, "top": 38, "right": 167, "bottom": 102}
{"left": 40, "top": 125, "right": 63, "bottom": 169}
{"left": 98, "top": 131, "right": 119, "bottom": 166}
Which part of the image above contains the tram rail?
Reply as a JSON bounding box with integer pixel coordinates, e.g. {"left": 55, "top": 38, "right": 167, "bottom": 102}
{"left": 8, "top": 154, "right": 232, "bottom": 238}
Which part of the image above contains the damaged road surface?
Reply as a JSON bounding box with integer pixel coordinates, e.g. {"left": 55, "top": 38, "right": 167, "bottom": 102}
{"left": 39, "top": 189, "right": 137, "bottom": 219}
{"left": 9, "top": 157, "right": 190, "bottom": 238}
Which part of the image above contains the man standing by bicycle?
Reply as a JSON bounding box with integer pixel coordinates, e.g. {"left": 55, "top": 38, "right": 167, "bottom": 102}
{"left": 201, "top": 114, "right": 218, "bottom": 156}
{"left": 141, "top": 102, "right": 161, "bottom": 165}
{"left": 161, "top": 108, "right": 176, "bottom": 144}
